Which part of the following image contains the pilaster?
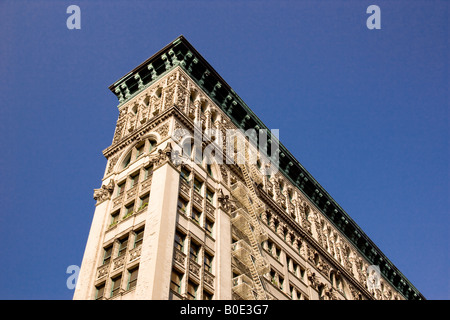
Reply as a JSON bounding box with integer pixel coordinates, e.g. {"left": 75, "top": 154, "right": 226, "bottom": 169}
{"left": 215, "top": 204, "right": 232, "bottom": 299}
{"left": 73, "top": 197, "right": 111, "bottom": 299}
{"left": 134, "top": 157, "right": 180, "bottom": 299}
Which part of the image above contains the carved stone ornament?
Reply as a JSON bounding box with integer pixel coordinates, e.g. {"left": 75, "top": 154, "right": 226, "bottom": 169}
{"left": 93, "top": 180, "right": 115, "bottom": 204}
{"left": 217, "top": 188, "right": 234, "bottom": 213}
{"left": 146, "top": 142, "right": 174, "bottom": 167}
{"left": 155, "top": 122, "right": 170, "bottom": 139}
{"left": 306, "top": 268, "right": 318, "bottom": 290}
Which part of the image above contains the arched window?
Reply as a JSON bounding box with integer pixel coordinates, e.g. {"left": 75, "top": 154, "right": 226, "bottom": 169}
{"left": 318, "top": 284, "right": 325, "bottom": 300}
{"left": 330, "top": 273, "right": 335, "bottom": 287}
{"left": 207, "top": 164, "right": 213, "bottom": 177}
{"left": 121, "top": 137, "right": 158, "bottom": 170}
{"left": 135, "top": 142, "right": 145, "bottom": 159}
{"left": 149, "top": 139, "right": 157, "bottom": 152}
{"left": 122, "top": 152, "right": 131, "bottom": 169}
{"left": 182, "top": 139, "right": 194, "bottom": 158}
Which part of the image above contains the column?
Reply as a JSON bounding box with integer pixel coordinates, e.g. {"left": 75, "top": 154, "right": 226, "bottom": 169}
{"left": 134, "top": 160, "right": 180, "bottom": 299}
{"left": 73, "top": 195, "right": 111, "bottom": 300}
{"left": 215, "top": 204, "right": 232, "bottom": 299}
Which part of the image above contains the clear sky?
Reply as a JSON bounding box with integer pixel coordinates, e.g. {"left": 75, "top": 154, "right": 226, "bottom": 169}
{"left": 0, "top": 0, "right": 448, "bottom": 300}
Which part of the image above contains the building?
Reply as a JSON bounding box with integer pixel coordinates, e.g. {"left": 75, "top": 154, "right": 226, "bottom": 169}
{"left": 73, "top": 36, "right": 424, "bottom": 300}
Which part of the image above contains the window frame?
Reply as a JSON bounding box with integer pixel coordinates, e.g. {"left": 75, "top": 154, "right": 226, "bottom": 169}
{"left": 102, "top": 245, "right": 113, "bottom": 265}
{"left": 193, "top": 178, "right": 203, "bottom": 194}
{"left": 134, "top": 228, "right": 144, "bottom": 248}
{"left": 189, "top": 242, "right": 200, "bottom": 262}
{"left": 117, "top": 237, "right": 129, "bottom": 257}
{"left": 127, "top": 267, "right": 139, "bottom": 290}
{"left": 170, "top": 269, "right": 183, "bottom": 294}
{"left": 110, "top": 274, "right": 123, "bottom": 298}
{"left": 174, "top": 231, "right": 185, "bottom": 252}
{"left": 95, "top": 282, "right": 105, "bottom": 300}
{"left": 191, "top": 207, "right": 202, "bottom": 225}
{"left": 187, "top": 280, "right": 198, "bottom": 300}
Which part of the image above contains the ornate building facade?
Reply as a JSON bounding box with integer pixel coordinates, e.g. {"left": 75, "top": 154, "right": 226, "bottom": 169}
{"left": 73, "top": 36, "right": 424, "bottom": 300}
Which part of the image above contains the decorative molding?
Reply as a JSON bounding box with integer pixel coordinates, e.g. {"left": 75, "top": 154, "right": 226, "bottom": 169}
{"left": 93, "top": 180, "right": 115, "bottom": 205}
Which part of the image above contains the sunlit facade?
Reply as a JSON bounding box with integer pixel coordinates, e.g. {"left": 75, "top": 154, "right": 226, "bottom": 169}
{"left": 73, "top": 36, "right": 424, "bottom": 300}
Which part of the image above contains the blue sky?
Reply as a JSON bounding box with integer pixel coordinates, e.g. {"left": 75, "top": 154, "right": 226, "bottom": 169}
{"left": 0, "top": 0, "right": 447, "bottom": 300}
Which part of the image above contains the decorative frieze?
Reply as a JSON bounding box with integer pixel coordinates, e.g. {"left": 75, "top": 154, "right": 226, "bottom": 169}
{"left": 126, "top": 186, "right": 138, "bottom": 199}
{"left": 179, "top": 179, "right": 190, "bottom": 199}
{"left": 192, "top": 192, "right": 203, "bottom": 209}
{"left": 189, "top": 260, "right": 201, "bottom": 278}
{"left": 113, "top": 255, "right": 125, "bottom": 271}
{"left": 173, "top": 248, "right": 186, "bottom": 266}
{"left": 97, "top": 264, "right": 109, "bottom": 280}
{"left": 141, "top": 176, "right": 152, "bottom": 192}
{"left": 204, "top": 270, "right": 214, "bottom": 289}
{"left": 129, "top": 246, "right": 142, "bottom": 262}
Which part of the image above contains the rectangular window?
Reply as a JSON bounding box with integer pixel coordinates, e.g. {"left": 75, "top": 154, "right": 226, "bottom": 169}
{"left": 95, "top": 283, "right": 105, "bottom": 300}
{"left": 174, "top": 231, "right": 185, "bottom": 252}
{"left": 130, "top": 173, "right": 139, "bottom": 189}
{"left": 117, "top": 182, "right": 125, "bottom": 196}
{"left": 286, "top": 256, "right": 292, "bottom": 269}
{"left": 205, "top": 218, "right": 214, "bottom": 237}
{"left": 134, "top": 228, "right": 144, "bottom": 248}
{"left": 267, "top": 241, "right": 273, "bottom": 254}
{"left": 127, "top": 267, "right": 139, "bottom": 290}
{"left": 206, "top": 188, "right": 214, "bottom": 204}
{"left": 191, "top": 208, "right": 202, "bottom": 225}
{"left": 177, "top": 198, "right": 188, "bottom": 215}
{"left": 300, "top": 267, "right": 305, "bottom": 280}
{"left": 125, "top": 202, "right": 134, "bottom": 218}
{"left": 193, "top": 178, "right": 203, "bottom": 194}
{"left": 279, "top": 276, "right": 284, "bottom": 291}
{"left": 190, "top": 242, "right": 200, "bottom": 262}
{"left": 293, "top": 263, "right": 300, "bottom": 278}
{"left": 203, "top": 291, "right": 213, "bottom": 300}
{"left": 144, "top": 165, "right": 153, "bottom": 180}
{"left": 204, "top": 252, "right": 213, "bottom": 273}
{"left": 139, "top": 193, "right": 149, "bottom": 210}
{"left": 277, "top": 248, "right": 281, "bottom": 260}
{"left": 180, "top": 168, "right": 190, "bottom": 183}
{"left": 110, "top": 211, "right": 120, "bottom": 227}
{"left": 103, "top": 245, "right": 113, "bottom": 265}
{"left": 187, "top": 280, "right": 198, "bottom": 300}
{"left": 170, "top": 270, "right": 183, "bottom": 294}
{"left": 118, "top": 237, "right": 128, "bottom": 257}
{"left": 270, "top": 270, "right": 277, "bottom": 286}
{"left": 110, "top": 274, "right": 122, "bottom": 297}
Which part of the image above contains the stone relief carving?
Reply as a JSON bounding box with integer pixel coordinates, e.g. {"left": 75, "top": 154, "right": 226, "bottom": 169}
{"left": 306, "top": 268, "right": 318, "bottom": 290}
{"left": 93, "top": 180, "right": 115, "bottom": 204}
{"left": 217, "top": 188, "right": 235, "bottom": 213}
{"left": 145, "top": 142, "right": 174, "bottom": 167}
{"left": 107, "top": 155, "right": 119, "bottom": 174}
{"left": 155, "top": 122, "right": 170, "bottom": 139}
